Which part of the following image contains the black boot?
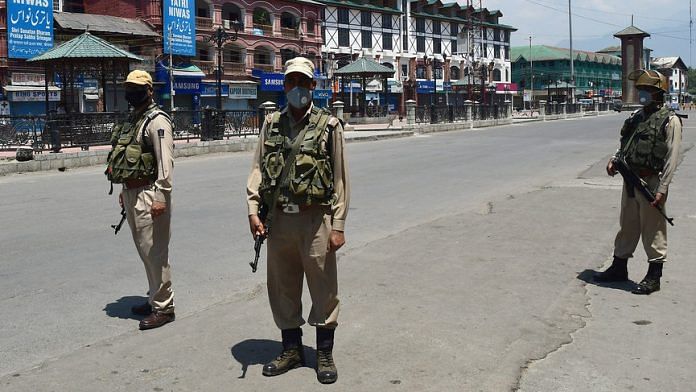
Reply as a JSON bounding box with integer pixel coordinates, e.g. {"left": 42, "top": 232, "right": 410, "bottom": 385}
{"left": 263, "top": 328, "right": 305, "bottom": 377}
{"left": 594, "top": 257, "right": 629, "bottom": 282}
{"left": 316, "top": 328, "right": 337, "bottom": 384}
{"left": 632, "top": 263, "right": 662, "bottom": 295}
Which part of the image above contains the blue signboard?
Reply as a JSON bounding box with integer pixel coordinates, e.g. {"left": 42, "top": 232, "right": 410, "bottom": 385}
{"left": 443, "top": 82, "right": 452, "bottom": 91}
{"left": 340, "top": 81, "right": 362, "bottom": 93}
{"left": 163, "top": 0, "right": 196, "bottom": 56}
{"left": 7, "top": 0, "right": 54, "bottom": 59}
{"left": 200, "top": 82, "right": 229, "bottom": 97}
{"left": 313, "top": 89, "right": 331, "bottom": 99}
{"left": 260, "top": 72, "right": 285, "bottom": 92}
{"left": 417, "top": 80, "right": 435, "bottom": 93}
{"left": 173, "top": 77, "right": 201, "bottom": 94}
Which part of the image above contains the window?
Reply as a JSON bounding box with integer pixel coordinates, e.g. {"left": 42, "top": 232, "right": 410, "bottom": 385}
{"left": 338, "top": 8, "right": 349, "bottom": 24}
{"left": 493, "top": 69, "right": 502, "bottom": 81}
{"left": 362, "top": 31, "right": 372, "bottom": 48}
{"left": 451, "top": 66, "right": 460, "bottom": 80}
{"left": 483, "top": 44, "right": 488, "bottom": 57}
{"left": 450, "top": 22, "right": 458, "bottom": 36}
{"left": 433, "top": 20, "right": 441, "bottom": 34}
{"left": 504, "top": 30, "right": 510, "bottom": 43}
{"left": 505, "top": 46, "right": 510, "bottom": 60}
{"left": 401, "top": 64, "right": 408, "bottom": 78}
{"left": 451, "top": 40, "right": 457, "bottom": 54}
{"left": 338, "top": 28, "right": 350, "bottom": 47}
{"left": 433, "top": 38, "right": 441, "bottom": 54}
{"left": 494, "top": 45, "right": 500, "bottom": 59}
{"left": 383, "top": 33, "right": 393, "bottom": 50}
{"left": 416, "top": 18, "right": 425, "bottom": 33}
{"left": 382, "top": 14, "right": 392, "bottom": 29}
{"left": 494, "top": 29, "right": 500, "bottom": 41}
{"left": 307, "top": 19, "right": 316, "bottom": 35}
{"left": 434, "top": 64, "right": 442, "bottom": 79}
{"left": 416, "top": 65, "right": 425, "bottom": 79}
{"left": 361, "top": 11, "right": 371, "bottom": 27}
{"left": 403, "top": 34, "right": 408, "bottom": 50}
{"left": 417, "top": 36, "right": 425, "bottom": 52}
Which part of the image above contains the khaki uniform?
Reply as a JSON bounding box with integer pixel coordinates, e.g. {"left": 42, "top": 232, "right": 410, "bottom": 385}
{"left": 122, "top": 105, "right": 175, "bottom": 313}
{"left": 613, "top": 114, "right": 682, "bottom": 263}
{"left": 247, "top": 104, "right": 349, "bottom": 330}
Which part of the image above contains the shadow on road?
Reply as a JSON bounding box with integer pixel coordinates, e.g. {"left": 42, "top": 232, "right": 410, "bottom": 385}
{"left": 103, "top": 295, "right": 149, "bottom": 320}
{"left": 231, "top": 339, "right": 316, "bottom": 379}
{"left": 577, "top": 269, "right": 637, "bottom": 292}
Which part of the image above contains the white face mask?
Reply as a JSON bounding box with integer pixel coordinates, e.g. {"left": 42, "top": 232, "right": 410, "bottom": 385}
{"left": 287, "top": 87, "right": 312, "bottom": 109}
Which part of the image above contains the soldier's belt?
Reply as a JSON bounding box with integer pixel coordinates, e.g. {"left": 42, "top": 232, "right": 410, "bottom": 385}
{"left": 124, "top": 178, "right": 153, "bottom": 189}
{"left": 277, "top": 203, "right": 321, "bottom": 214}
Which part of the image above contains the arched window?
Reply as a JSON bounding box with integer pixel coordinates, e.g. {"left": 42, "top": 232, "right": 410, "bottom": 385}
{"left": 222, "top": 3, "right": 242, "bottom": 29}
{"left": 280, "top": 12, "right": 298, "bottom": 29}
{"left": 450, "top": 66, "right": 460, "bottom": 80}
{"left": 280, "top": 48, "right": 300, "bottom": 65}
{"left": 254, "top": 46, "right": 274, "bottom": 66}
{"left": 493, "top": 69, "right": 502, "bottom": 82}
{"left": 224, "top": 44, "right": 244, "bottom": 63}
{"left": 253, "top": 8, "right": 272, "bottom": 26}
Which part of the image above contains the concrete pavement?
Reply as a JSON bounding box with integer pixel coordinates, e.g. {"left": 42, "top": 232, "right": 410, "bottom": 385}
{"left": 1, "top": 112, "right": 694, "bottom": 391}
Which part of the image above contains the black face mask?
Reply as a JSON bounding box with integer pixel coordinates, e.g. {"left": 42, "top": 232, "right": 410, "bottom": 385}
{"left": 125, "top": 89, "right": 149, "bottom": 107}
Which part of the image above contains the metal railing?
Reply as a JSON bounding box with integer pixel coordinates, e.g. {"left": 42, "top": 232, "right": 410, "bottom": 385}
{"left": 1, "top": 109, "right": 261, "bottom": 152}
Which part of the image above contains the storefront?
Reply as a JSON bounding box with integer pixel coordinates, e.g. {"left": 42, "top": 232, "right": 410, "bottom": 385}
{"left": 3, "top": 85, "right": 61, "bottom": 116}
{"left": 416, "top": 80, "right": 435, "bottom": 106}
{"left": 155, "top": 62, "right": 205, "bottom": 111}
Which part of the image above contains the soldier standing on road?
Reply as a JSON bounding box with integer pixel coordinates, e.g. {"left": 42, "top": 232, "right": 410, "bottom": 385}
{"left": 596, "top": 69, "right": 682, "bottom": 294}
{"left": 246, "top": 57, "right": 350, "bottom": 384}
{"left": 105, "top": 70, "right": 176, "bottom": 329}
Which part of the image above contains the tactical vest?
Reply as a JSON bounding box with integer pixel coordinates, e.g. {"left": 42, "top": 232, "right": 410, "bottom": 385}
{"left": 105, "top": 104, "right": 168, "bottom": 184}
{"left": 620, "top": 106, "right": 672, "bottom": 173}
{"left": 259, "top": 107, "right": 334, "bottom": 207}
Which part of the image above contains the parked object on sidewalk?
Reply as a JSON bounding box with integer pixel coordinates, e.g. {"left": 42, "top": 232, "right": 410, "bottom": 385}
{"left": 246, "top": 57, "right": 350, "bottom": 383}
{"left": 15, "top": 146, "right": 33, "bottom": 161}
{"left": 597, "top": 69, "right": 682, "bottom": 295}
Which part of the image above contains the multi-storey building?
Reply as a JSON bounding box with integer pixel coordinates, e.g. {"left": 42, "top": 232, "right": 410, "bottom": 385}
{"left": 0, "top": 0, "right": 323, "bottom": 114}
{"left": 511, "top": 45, "right": 622, "bottom": 105}
{"left": 650, "top": 56, "right": 688, "bottom": 106}
{"left": 320, "top": 0, "right": 516, "bottom": 113}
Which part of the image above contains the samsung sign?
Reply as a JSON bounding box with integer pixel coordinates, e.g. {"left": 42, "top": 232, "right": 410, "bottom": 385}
{"left": 163, "top": 0, "right": 196, "bottom": 56}
{"left": 6, "top": 0, "right": 54, "bottom": 59}
{"left": 173, "top": 78, "right": 200, "bottom": 94}
{"left": 260, "top": 73, "right": 285, "bottom": 92}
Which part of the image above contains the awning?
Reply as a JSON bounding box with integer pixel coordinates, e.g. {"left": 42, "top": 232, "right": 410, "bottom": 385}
{"left": 84, "top": 94, "right": 100, "bottom": 100}
{"left": 4, "top": 85, "right": 61, "bottom": 92}
{"left": 54, "top": 12, "right": 159, "bottom": 37}
{"left": 495, "top": 83, "right": 518, "bottom": 94}
{"left": 172, "top": 65, "right": 206, "bottom": 78}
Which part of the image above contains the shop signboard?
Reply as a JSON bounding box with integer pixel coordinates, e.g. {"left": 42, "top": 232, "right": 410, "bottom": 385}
{"left": 416, "top": 80, "right": 435, "bottom": 93}
{"left": 7, "top": 0, "right": 54, "bottom": 59}
{"left": 260, "top": 73, "right": 285, "bottom": 92}
{"left": 313, "top": 89, "right": 331, "bottom": 99}
{"left": 173, "top": 77, "right": 200, "bottom": 94}
{"left": 163, "top": 0, "right": 196, "bottom": 56}
{"left": 229, "top": 84, "right": 257, "bottom": 99}
{"left": 9, "top": 89, "right": 60, "bottom": 102}
{"left": 200, "top": 82, "right": 229, "bottom": 97}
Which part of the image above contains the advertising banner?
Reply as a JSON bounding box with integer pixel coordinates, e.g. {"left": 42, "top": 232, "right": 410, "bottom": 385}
{"left": 7, "top": 0, "right": 54, "bottom": 59}
{"left": 200, "top": 83, "right": 229, "bottom": 97}
{"left": 229, "top": 84, "right": 257, "bottom": 99}
{"left": 260, "top": 73, "right": 285, "bottom": 92}
{"left": 8, "top": 89, "right": 60, "bottom": 102}
{"left": 173, "top": 77, "right": 201, "bottom": 94}
{"left": 416, "top": 80, "right": 435, "bottom": 93}
{"left": 163, "top": 0, "right": 196, "bottom": 56}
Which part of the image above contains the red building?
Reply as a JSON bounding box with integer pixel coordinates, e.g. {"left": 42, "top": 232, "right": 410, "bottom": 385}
{"left": 0, "top": 0, "right": 324, "bottom": 114}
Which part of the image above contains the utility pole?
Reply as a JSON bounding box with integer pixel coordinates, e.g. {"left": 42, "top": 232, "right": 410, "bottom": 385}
{"left": 168, "top": 26, "right": 175, "bottom": 111}
{"left": 529, "top": 35, "right": 533, "bottom": 110}
{"left": 568, "top": 0, "right": 574, "bottom": 103}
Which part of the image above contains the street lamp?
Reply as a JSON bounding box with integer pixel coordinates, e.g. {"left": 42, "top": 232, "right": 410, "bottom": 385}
{"left": 207, "top": 21, "right": 243, "bottom": 110}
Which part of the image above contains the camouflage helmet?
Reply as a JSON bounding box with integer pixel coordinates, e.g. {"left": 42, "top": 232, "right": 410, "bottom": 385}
{"left": 627, "top": 69, "right": 668, "bottom": 93}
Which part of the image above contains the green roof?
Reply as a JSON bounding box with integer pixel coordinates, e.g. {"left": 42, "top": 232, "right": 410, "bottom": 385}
{"left": 318, "top": 0, "right": 403, "bottom": 14}
{"left": 510, "top": 45, "right": 621, "bottom": 65}
{"left": 410, "top": 11, "right": 516, "bottom": 31}
{"left": 27, "top": 32, "right": 143, "bottom": 62}
{"left": 334, "top": 58, "right": 395, "bottom": 76}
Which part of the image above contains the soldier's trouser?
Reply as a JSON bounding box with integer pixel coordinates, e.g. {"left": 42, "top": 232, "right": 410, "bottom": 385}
{"left": 613, "top": 175, "right": 668, "bottom": 263}
{"left": 123, "top": 185, "right": 175, "bottom": 313}
{"left": 267, "top": 206, "right": 339, "bottom": 330}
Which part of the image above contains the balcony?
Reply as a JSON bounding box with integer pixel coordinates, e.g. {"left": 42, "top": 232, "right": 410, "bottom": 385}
{"left": 280, "top": 27, "right": 298, "bottom": 39}
{"left": 196, "top": 17, "right": 213, "bottom": 31}
{"left": 252, "top": 24, "right": 273, "bottom": 37}
{"left": 254, "top": 63, "right": 275, "bottom": 72}
{"left": 191, "top": 60, "right": 215, "bottom": 74}
{"left": 223, "top": 62, "right": 246, "bottom": 75}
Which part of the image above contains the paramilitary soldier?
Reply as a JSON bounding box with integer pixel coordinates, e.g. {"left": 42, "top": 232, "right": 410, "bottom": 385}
{"left": 596, "top": 69, "right": 683, "bottom": 294}
{"left": 246, "top": 57, "right": 350, "bottom": 384}
{"left": 106, "top": 70, "right": 176, "bottom": 329}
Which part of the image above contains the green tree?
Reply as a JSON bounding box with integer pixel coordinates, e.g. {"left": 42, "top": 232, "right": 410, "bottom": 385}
{"left": 687, "top": 67, "right": 696, "bottom": 95}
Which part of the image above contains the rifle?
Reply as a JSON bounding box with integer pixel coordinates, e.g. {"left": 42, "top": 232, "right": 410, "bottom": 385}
{"left": 249, "top": 203, "right": 268, "bottom": 273}
{"left": 111, "top": 207, "right": 127, "bottom": 235}
{"left": 612, "top": 155, "right": 674, "bottom": 226}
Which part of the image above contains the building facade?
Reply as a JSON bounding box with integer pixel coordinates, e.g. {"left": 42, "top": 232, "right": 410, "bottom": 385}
{"left": 511, "top": 45, "right": 622, "bottom": 105}
{"left": 651, "top": 56, "right": 688, "bottom": 105}
{"left": 320, "top": 0, "right": 516, "bottom": 114}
